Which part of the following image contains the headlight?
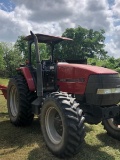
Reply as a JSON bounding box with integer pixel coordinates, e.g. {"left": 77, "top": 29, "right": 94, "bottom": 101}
{"left": 97, "top": 88, "right": 120, "bottom": 94}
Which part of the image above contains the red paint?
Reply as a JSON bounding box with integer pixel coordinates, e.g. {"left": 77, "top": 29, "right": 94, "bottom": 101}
{"left": 0, "top": 85, "right": 7, "bottom": 99}
{"left": 0, "top": 67, "right": 36, "bottom": 99}
{"left": 57, "top": 63, "right": 118, "bottom": 94}
{"left": 17, "top": 67, "right": 35, "bottom": 91}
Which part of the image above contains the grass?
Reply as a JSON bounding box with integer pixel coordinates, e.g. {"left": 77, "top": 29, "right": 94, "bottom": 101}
{"left": 0, "top": 78, "right": 120, "bottom": 160}
{"left": 0, "top": 78, "right": 8, "bottom": 86}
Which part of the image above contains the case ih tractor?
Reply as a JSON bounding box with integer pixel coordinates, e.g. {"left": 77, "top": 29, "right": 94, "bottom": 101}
{"left": 1, "top": 31, "right": 120, "bottom": 158}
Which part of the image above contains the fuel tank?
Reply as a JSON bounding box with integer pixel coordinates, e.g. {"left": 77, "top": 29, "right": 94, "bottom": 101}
{"left": 57, "top": 63, "right": 120, "bottom": 106}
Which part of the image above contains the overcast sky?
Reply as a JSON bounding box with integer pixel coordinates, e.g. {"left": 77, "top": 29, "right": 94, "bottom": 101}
{"left": 0, "top": 0, "right": 120, "bottom": 58}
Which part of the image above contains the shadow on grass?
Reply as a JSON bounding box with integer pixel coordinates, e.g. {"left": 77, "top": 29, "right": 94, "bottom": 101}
{"left": 28, "top": 142, "right": 115, "bottom": 160}
{"left": 0, "top": 119, "right": 116, "bottom": 160}
{"left": 28, "top": 124, "right": 116, "bottom": 160}
{"left": 97, "top": 132, "right": 120, "bottom": 151}
{"left": 0, "top": 112, "right": 9, "bottom": 118}
{"left": 0, "top": 118, "right": 41, "bottom": 156}
{"left": 84, "top": 124, "right": 94, "bottom": 133}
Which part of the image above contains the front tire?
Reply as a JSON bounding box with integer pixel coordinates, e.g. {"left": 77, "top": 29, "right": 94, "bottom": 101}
{"left": 102, "top": 116, "right": 120, "bottom": 140}
{"left": 7, "top": 75, "right": 36, "bottom": 126}
{"left": 41, "top": 92, "right": 85, "bottom": 158}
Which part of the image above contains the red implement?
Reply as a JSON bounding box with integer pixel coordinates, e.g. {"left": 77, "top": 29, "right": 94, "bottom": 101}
{"left": 0, "top": 84, "right": 7, "bottom": 99}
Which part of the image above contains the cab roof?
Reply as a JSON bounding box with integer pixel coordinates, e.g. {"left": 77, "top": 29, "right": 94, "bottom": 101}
{"left": 24, "top": 33, "right": 73, "bottom": 44}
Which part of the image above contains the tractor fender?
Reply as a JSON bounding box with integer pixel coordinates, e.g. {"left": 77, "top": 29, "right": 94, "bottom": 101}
{"left": 17, "top": 67, "right": 35, "bottom": 91}
{"left": 0, "top": 84, "right": 7, "bottom": 99}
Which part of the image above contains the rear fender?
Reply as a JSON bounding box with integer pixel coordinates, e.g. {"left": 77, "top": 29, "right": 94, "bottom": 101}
{"left": 17, "top": 67, "right": 35, "bottom": 91}
{"left": 0, "top": 85, "right": 7, "bottom": 99}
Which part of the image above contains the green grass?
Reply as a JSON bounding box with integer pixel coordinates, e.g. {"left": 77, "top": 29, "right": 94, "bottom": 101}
{"left": 0, "top": 78, "right": 120, "bottom": 160}
{"left": 0, "top": 78, "right": 9, "bottom": 86}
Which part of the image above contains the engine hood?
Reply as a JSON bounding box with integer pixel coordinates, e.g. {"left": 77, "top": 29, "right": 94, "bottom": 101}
{"left": 57, "top": 63, "right": 118, "bottom": 94}
{"left": 57, "top": 63, "right": 117, "bottom": 76}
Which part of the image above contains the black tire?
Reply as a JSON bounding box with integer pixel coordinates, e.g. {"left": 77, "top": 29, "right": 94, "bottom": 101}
{"left": 7, "top": 75, "right": 36, "bottom": 126}
{"left": 102, "top": 116, "right": 120, "bottom": 140}
{"left": 41, "top": 92, "right": 85, "bottom": 158}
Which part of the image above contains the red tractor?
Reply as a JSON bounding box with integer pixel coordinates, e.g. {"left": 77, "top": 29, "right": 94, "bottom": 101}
{"left": 1, "top": 31, "right": 120, "bottom": 158}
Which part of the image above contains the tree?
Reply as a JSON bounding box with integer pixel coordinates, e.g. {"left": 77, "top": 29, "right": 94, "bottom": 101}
{"left": 14, "top": 36, "right": 28, "bottom": 60}
{"left": 4, "top": 50, "right": 23, "bottom": 77}
{"left": 0, "top": 43, "right": 5, "bottom": 70}
{"left": 88, "top": 56, "right": 120, "bottom": 72}
{"left": 54, "top": 26, "right": 107, "bottom": 60}
{"left": 14, "top": 36, "right": 49, "bottom": 66}
{"left": 0, "top": 42, "right": 23, "bottom": 77}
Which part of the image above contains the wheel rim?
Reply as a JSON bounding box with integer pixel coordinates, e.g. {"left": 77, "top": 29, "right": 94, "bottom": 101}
{"left": 108, "top": 118, "right": 120, "bottom": 130}
{"left": 45, "top": 107, "right": 63, "bottom": 144}
{"left": 10, "top": 86, "right": 19, "bottom": 117}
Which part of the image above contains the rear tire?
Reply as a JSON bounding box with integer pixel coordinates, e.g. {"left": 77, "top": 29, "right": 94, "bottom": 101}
{"left": 102, "top": 116, "right": 120, "bottom": 140}
{"left": 7, "top": 75, "right": 36, "bottom": 126}
{"left": 41, "top": 92, "right": 85, "bottom": 158}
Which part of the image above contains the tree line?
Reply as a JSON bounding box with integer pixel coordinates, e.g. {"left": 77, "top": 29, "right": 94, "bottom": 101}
{"left": 0, "top": 26, "right": 119, "bottom": 77}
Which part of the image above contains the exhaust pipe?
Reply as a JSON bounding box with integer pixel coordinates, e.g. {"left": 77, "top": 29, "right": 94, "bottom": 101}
{"left": 30, "top": 31, "right": 43, "bottom": 98}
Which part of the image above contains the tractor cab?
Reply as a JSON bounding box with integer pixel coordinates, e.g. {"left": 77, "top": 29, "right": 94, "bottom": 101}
{"left": 24, "top": 33, "right": 72, "bottom": 63}
{"left": 24, "top": 33, "right": 72, "bottom": 92}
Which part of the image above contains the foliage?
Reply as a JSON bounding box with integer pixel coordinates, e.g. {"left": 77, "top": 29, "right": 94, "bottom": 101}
{"left": 88, "top": 56, "right": 120, "bottom": 72}
{"left": 4, "top": 49, "right": 23, "bottom": 77}
{"left": 14, "top": 36, "right": 28, "bottom": 58}
{"left": 0, "top": 42, "right": 22, "bottom": 77}
{"left": 54, "top": 26, "right": 107, "bottom": 60}
{"left": 0, "top": 43, "right": 5, "bottom": 70}
{"left": 15, "top": 36, "right": 49, "bottom": 66}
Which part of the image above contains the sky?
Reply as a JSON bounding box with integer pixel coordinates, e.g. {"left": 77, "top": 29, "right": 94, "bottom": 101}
{"left": 0, "top": 0, "right": 120, "bottom": 58}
